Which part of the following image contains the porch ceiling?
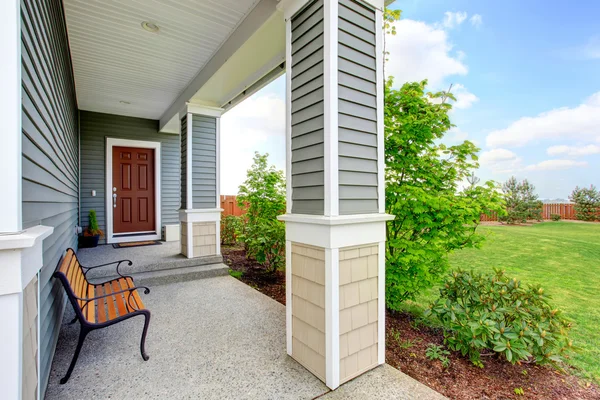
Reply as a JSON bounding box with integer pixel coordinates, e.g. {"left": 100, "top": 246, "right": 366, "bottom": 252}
{"left": 63, "top": 0, "right": 262, "bottom": 120}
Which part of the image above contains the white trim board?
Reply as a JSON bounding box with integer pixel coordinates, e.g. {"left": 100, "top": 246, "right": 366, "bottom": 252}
{"left": 105, "top": 138, "right": 162, "bottom": 244}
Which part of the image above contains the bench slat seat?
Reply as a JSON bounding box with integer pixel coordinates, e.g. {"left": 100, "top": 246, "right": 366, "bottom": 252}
{"left": 54, "top": 248, "right": 151, "bottom": 384}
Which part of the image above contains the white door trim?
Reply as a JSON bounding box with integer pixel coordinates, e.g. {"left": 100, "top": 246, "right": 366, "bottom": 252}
{"left": 105, "top": 138, "right": 162, "bottom": 244}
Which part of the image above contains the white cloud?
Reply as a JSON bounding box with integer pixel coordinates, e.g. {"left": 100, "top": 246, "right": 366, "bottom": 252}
{"left": 444, "top": 127, "right": 469, "bottom": 144}
{"left": 486, "top": 91, "right": 600, "bottom": 148}
{"left": 479, "top": 148, "right": 523, "bottom": 173}
{"left": 451, "top": 83, "right": 479, "bottom": 109}
{"left": 220, "top": 90, "right": 286, "bottom": 194}
{"left": 525, "top": 160, "right": 588, "bottom": 171}
{"left": 582, "top": 35, "right": 600, "bottom": 59}
{"left": 469, "top": 14, "right": 483, "bottom": 28}
{"left": 442, "top": 11, "right": 468, "bottom": 29}
{"left": 386, "top": 19, "right": 468, "bottom": 88}
{"left": 547, "top": 144, "right": 600, "bottom": 157}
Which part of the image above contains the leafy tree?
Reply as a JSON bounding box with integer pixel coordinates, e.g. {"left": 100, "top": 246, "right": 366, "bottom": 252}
{"left": 237, "top": 152, "right": 286, "bottom": 273}
{"left": 384, "top": 79, "right": 504, "bottom": 308}
{"left": 569, "top": 185, "right": 600, "bottom": 221}
{"left": 500, "top": 177, "right": 543, "bottom": 223}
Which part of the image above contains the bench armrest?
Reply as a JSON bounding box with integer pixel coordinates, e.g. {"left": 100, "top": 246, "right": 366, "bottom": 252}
{"left": 74, "top": 285, "right": 150, "bottom": 313}
{"left": 81, "top": 260, "right": 132, "bottom": 279}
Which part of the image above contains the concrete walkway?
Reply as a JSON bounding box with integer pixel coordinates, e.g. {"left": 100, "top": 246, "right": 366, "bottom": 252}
{"left": 46, "top": 276, "right": 445, "bottom": 400}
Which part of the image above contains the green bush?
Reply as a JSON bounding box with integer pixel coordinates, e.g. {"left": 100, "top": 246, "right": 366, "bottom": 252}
{"left": 499, "top": 177, "right": 543, "bottom": 224}
{"left": 85, "top": 209, "right": 104, "bottom": 237}
{"left": 550, "top": 214, "right": 561, "bottom": 221}
{"left": 425, "top": 269, "right": 573, "bottom": 367}
{"left": 221, "top": 215, "right": 242, "bottom": 245}
{"left": 237, "top": 152, "right": 286, "bottom": 273}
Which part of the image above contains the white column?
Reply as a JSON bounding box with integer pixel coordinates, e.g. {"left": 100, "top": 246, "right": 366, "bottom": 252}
{"left": 0, "top": 0, "right": 22, "bottom": 233}
{"left": 179, "top": 104, "right": 224, "bottom": 259}
{"left": 278, "top": 0, "right": 391, "bottom": 390}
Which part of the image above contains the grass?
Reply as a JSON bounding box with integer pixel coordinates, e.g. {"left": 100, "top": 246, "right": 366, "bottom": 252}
{"left": 404, "top": 221, "right": 600, "bottom": 381}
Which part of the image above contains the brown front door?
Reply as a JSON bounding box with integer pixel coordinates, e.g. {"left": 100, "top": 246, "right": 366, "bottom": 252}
{"left": 112, "top": 146, "right": 155, "bottom": 234}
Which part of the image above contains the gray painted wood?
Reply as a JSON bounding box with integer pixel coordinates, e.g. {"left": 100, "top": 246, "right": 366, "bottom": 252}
{"left": 191, "top": 115, "right": 217, "bottom": 209}
{"left": 21, "top": 0, "right": 78, "bottom": 395}
{"left": 338, "top": 0, "right": 379, "bottom": 215}
{"left": 181, "top": 116, "right": 187, "bottom": 209}
{"left": 291, "top": 0, "right": 325, "bottom": 215}
{"left": 80, "top": 111, "right": 181, "bottom": 244}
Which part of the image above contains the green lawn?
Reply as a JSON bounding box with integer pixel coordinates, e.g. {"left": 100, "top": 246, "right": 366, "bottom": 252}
{"left": 406, "top": 222, "right": 600, "bottom": 381}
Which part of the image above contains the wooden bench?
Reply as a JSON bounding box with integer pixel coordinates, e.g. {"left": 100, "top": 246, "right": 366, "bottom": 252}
{"left": 53, "top": 248, "right": 151, "bottom": 384}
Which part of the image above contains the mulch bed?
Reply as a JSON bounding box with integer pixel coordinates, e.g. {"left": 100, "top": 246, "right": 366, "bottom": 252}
{"left": 222, "top": 245, "right": 600, "bottom": 400}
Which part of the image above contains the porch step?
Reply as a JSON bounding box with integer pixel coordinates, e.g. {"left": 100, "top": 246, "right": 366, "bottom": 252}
{"left": 132, "top": 263, "right": 229, "bottom": 287}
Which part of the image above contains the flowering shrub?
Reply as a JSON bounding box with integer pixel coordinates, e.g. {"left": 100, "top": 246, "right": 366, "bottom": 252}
{"left": 426, "top": 269, "right": 573, "bottom": 367}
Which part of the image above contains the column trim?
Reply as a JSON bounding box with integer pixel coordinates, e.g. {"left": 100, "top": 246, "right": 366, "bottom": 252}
{"left": 286, "top": 240, "right": 293, "bottom": 355}
{"left": 377, "top": 241, "right": 386, "bottom": 364}
{"left": 375, "top": 7, "right": 385, "bottom": 214}
{"left": 186, "top": 113, "right": 193, "bottom": 210}
{"left": 325, "top": 247, "right": 340, "bottom": 389}
{"left": 285, "top": 18, "right": 293, "bottom": 214}
{"left": 323, "top": 0, "right": 339, "bottom": 217}
{"left": 215, "top": 117, "right": 221, "bottom": 255}
{"left": 0, "top": 0, "right": 22, "bottom": 233}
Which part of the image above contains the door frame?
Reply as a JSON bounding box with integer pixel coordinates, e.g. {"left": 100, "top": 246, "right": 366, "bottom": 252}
{"left": 105, "top": 137, "right": 162, "bottom": 244}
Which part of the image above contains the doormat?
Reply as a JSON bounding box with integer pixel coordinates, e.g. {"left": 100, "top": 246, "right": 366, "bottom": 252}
{"left": 112, "top": 240, "right": 162, "bottom": 249}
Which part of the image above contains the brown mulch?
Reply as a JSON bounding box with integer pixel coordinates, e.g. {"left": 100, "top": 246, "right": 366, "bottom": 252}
{"left": 222, "top": 244, "right": 286, "bottom": 305}
{"left": 386, "top": 311, "right": 600, "bottom": 400}
{"left": 222, "top": 245, "right": 600, "bottom": 400}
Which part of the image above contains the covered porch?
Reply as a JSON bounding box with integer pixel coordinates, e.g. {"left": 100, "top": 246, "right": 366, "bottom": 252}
{"left": 44, "top": 274, "right": 444, "bottom": 399}
{"left": 1, "top": 0, "right": 411, "bottom": 398}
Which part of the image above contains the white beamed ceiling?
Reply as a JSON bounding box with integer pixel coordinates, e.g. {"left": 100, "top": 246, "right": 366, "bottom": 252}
{"left": 63, "top": 0, "right": 261, "bottom": 120}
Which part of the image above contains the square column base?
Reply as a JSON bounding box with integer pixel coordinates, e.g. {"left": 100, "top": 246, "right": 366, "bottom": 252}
{"left": 278, "top": 214, "right": 393, "bottom": 389}
{"left": 179, "top": 209, "right": 222, "bottom": 258}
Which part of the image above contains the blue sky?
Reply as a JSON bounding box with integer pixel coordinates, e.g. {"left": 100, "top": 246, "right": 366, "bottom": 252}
{"left": 221, "top": 0, "right": 600, "bottom": 199}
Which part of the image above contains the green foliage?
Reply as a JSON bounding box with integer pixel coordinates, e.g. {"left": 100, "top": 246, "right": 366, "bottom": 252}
{"left": 86, "top": 209, "right": 104, "bottom": 237}
{"left": 221, "top": 215, "right": 242, "bottom": 245}
{"left": 425, "top": 344, "right": 451, "bottom": 368}
{"left": 237, "top": 152, "right": 286, "bottom": 273}
{"left": 384, "top": 79, "right": 504, "bottom": 308}
{"left": 550, "top": 214, "right": 561, "bottom": 222}
{"left": 228, "top": 269, "right": 243, "bottom": 279}
{"left": 499, "top": 177, "right": 543, "bottom": 223}
{"left": 569, "top": 185, "right": 600, "bottom": 221}
{"left": 426, "top": 269, "right": 573, "bottom": 367}
{"left": 514, "top": 387, "right": 525, "bottom": 396}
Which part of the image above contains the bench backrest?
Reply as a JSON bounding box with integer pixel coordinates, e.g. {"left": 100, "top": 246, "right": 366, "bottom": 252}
{"left": 55, "top": 249, "right": 90, "bottom": 313}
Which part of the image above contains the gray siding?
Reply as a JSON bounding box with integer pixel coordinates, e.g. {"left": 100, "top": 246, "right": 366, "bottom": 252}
{"left": 21, "top": 0, "right": 79, "bottom": 394}
{"left": 338, "top": 0, "right": 379, "bottom": 214}
{"left": 191, "top": 115, "right": 217, "bottom": 209}
{"left": 291, "top": 0, "right": 325, "bottom": 215}
{"left": 80, "top": 111, "right": 180, "bottom": 242}
{"left": 181, "top": 116, "right": 187, "bottom": 209}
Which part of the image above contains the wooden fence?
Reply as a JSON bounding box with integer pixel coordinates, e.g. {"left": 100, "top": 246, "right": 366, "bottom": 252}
{"left": 220, "top": 195, "right": 244, "bottom": 217}
{"left": 480, "top": 203, "right": 576, "bottom": 222}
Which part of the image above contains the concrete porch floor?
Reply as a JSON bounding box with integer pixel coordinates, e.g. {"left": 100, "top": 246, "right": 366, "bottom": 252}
{"left": 45, "top": 275, "right": 446, "bottom": 399}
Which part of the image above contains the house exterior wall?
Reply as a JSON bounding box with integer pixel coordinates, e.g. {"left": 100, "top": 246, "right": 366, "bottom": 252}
{"left": 290, "top": 0, "right": 326, "bottom": 215}
{"left": 20, "top": 0, "right": 79, "bottom": 394}
{"left": 80, "top": 111, "right": 181, "bottom": 243}
{"left": 291, "top": 243, "right": 326, "bottom": 381}
{"left": 191, "top": 116, "right": 217, "bottom": 209}
{"left": 23, "top": 276, "right": 39, "bottom": 400}
{"left": 337, "top": 0, "right": 379, "bottom": 215}
{"left": 338, "top": 243, "right": 379, "bottom": 383}
{"left": 180, "top": 116, "right": 188, "bottom": 209}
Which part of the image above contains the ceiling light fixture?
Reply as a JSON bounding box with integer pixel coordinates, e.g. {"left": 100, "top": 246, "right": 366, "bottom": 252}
{"left": 141, "top": 21, "right": 160, "bottom": 33}
{"left": 119, "top": 100, "right": 131, "bottom": 105}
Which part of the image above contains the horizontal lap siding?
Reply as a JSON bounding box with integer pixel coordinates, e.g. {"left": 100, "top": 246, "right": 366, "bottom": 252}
{"left": 21, "top": 0, "right": 79, "bottom": 395}
{"left": 338, "top": 0, "right": 378, "bottom": 215}
{"left": 181, "top": 117, "right": 187, "bottom": 209}
{"left": 191, "top": 115, "right": 217, "bottom": 209}
{"left": 80, "top": 111, "right": 180, "bottom": 243}
{"left": 291, "top": 0, "right": 325, "bottom": 215}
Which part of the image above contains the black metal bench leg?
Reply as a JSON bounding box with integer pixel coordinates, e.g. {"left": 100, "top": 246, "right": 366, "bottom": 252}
{"left": 140, "top": 311, "right": 151, "bottom": 361}
{"left": 68, "top": 315, "right": 78, "bottom": 325}
{"left": 60, "top": 327, "right": 90, "bottom": 384}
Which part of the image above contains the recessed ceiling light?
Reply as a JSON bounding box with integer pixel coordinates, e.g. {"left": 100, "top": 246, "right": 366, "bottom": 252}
{"left": 119, "top": 100, "right": 131, "bottom": 105}
{"left": 141, "top": 21, "right": 159, "bottom": 33}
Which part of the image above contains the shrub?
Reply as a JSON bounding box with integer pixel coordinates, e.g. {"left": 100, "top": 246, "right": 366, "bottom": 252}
{"left": 499, "top": 177, "right": 543, "bottom": 224}
{"left": 85, "top": 209, "right": 104, "bottom": 237}
{"left": 569, "top": 185, "right": 600, "bottom": 221}
{"left": 221, "top": 215, "right": 242, "bottom": 245}
{"left": 425, "top": 269, "right": 573, "bottom": 367}
{"left": 550, "top": 214, "right": 561, "bottom": 221}
{"left": 237, "top": 152, "right": 286, "bottom": 273}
